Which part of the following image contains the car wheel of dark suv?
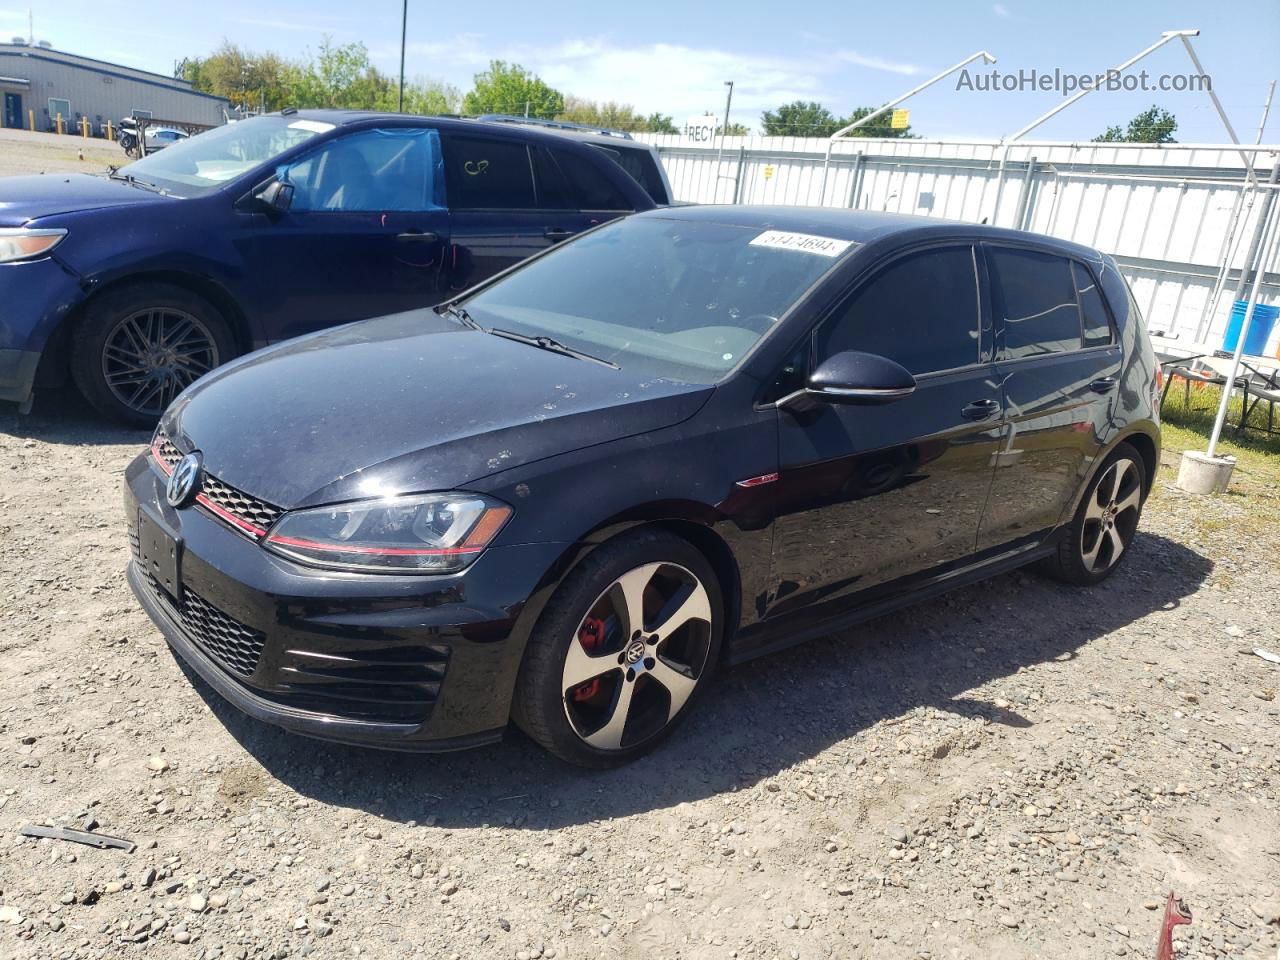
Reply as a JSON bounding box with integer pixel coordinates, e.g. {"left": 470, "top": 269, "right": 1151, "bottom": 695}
{"left": 70, "top": 281, "right": 236, "bottom": 426}
{"left": 513, "top": 530, "right": 723, "bottom": 768}
{"left": 1038, "top": 442, "right": 1147, "bottom": 586}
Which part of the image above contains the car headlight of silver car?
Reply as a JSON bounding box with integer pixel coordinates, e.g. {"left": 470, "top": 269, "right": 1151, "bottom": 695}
{"left": 0, "top": 228, "right": 67, "bottom": 263}
{"left": 262, "top": 492, "right": 512, "bottom": 574}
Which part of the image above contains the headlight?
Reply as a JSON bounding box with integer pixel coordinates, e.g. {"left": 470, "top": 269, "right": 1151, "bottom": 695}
{"left": 262, "top": 492, "right": 512, "bottom": 574}
{"left": 0, "top": 228, "right": 67, "bottom": 263}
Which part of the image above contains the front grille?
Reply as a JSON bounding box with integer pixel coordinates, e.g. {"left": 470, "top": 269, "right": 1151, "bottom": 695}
{"left": 140, "top": 568, "right": 266, "bottom": 679}
{"left": 200, "top": 474, "right": 283, "bottom": 532}
{"left": 152, "top": 430, "right": 283, "bottom": 537}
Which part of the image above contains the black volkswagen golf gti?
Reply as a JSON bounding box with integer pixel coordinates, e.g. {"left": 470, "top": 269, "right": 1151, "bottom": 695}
{"left": 125, "top": 206, "right": 1161, "bottom": 767}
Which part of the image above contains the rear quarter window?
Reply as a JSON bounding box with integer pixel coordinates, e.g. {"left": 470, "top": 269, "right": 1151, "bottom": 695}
{"left": 592, "top": 144, "right": 669, "bottom": 205}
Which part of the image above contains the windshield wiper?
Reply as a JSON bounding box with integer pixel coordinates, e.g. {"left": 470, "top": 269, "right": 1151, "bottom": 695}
{"left": 487, "top": 328, "right": 619, "bottom": 369}
{"left": 435, "top": 302, "right": 481, "bottom": 331}
{"left": 108, "top": 171, "right": 166, "bottom": 194}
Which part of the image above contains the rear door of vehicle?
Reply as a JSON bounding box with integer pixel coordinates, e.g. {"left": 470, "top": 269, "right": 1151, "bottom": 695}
{"left": 440, "top": 133, "right": 632, "bottom": 292}
{"left": 976, "top": 245, "right": 1122, "bottom": 550}
{"left": 239, "top": 126, "right": 451, "bottom": 341}
{"left": 767, "top": 243, "right": 1004, "bottom": 626}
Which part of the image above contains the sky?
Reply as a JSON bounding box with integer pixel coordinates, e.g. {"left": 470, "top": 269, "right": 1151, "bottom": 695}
{"left": 8, "top": 0, "right": 1279, "bottom": 142}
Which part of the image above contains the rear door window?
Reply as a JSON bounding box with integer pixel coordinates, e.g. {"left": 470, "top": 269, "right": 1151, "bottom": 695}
{"left": 443, "top": 135, "right": 536, "bottom": 210}
{"left": 816, "top": 245, "right": 981, "bottom": 375}
{"left": 988, "top": 247, "right": 1082, "bottom": 358}
{"left": 550, "top": 147, "right": 633, "bottom": 211}
{"left": 1074, "top": 261, "right": 1114, "bottom": 347}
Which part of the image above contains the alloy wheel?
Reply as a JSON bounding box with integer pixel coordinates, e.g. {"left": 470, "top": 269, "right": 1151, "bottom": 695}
{"left": 101, "top": 308, "right": 219, "bottom": 417}
{"left": 561, "top": 562, "right": 713, "bottom": 752}
{"left": 1080, "top": 457, "right": 1142, "bottom": 573}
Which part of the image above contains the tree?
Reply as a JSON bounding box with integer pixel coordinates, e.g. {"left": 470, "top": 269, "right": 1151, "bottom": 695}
{"left": 399, "top": 78, "right": 461, "bottom": 116}
{"left": 1093, "top": 105, "right": 1178, "bottom": 143}
{"left": 760, "top": 100, "right": 914, "bottom": 138}
{"left": 554, "top": 97, "right": 679, "bottom": 134}
{"left": 761, "top": 101, "right": 843, "bottom": 137}
{"left": 717, "top": 122, "right": 750, "bottom": 136}
{"left": 462, "top": 61, "right": 564, "bottom": 119}
{"left": 841, "top": 105, "right": 914, "bottom": 139}
{"left": 177, "top": 41, "right": 292, "bottom": 112}
{"left": 643, "top": 112, "right": 678, "bottom": 134}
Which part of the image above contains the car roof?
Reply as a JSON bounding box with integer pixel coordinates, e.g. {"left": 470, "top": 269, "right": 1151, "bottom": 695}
{"left": 633, "top": 205, "right": 1104, "bottom": 260}
{"left": 288, "top": 109, "right": 650, "bottom": 149}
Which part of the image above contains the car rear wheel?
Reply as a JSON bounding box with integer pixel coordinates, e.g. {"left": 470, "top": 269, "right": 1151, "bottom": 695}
{"left": 1037, "top": 442, "right": 1147, "bottom": 586}
{"left": 70, "top": 282, "right": 236, "bottom": 426}
{"left": 513, "top": 530, "right": 722, "bottom": 767}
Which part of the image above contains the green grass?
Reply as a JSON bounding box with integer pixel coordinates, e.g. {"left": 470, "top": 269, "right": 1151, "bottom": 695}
{"left": 1159, "top": 380, "right": 1280, "bottom": 466}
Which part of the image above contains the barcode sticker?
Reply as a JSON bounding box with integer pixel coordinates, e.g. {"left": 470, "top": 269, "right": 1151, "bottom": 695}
{"left": 749, "top": 230, "right": 854, "bottom": 258}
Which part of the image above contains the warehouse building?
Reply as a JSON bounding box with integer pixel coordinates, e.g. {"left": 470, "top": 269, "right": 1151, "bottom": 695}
{"left": 0, "top": 42, "right": 229, "bottom": 134}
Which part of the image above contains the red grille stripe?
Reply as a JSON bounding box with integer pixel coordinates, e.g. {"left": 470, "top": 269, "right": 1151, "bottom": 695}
{"left": 196, "top": 493, "right": 268, "bottom": 538}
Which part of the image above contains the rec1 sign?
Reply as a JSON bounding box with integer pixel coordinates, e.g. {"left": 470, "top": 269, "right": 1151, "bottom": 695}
{"left": 682, "top": 115, "right": 718, "bottom": 145}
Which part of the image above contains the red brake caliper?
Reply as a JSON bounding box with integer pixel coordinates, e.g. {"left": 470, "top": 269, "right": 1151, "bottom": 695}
{"left": 572, "top": 617, "right": 606, "bottom": 701}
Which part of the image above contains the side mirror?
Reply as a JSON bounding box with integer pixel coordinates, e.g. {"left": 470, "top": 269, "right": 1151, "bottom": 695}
{"left": 252, "top": 178, "right": 294, "bottom": 213}
{"left": 803, "top": 350, "right": 916, "bottom": 405}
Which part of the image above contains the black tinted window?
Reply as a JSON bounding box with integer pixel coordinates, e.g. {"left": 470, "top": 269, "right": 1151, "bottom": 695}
{"left": 817, "top": 246, "right": 980, "bottom": 375}
{"left": 593, "top": 144, "right": 669, "bottom": 204}
{"left": 551, "top": 148, "right": 632, "bottom": 210}
{"left": 530, "top": 146, "right": 575, "bottom": 210}
{"left": 444, "top": 136, "right": 535, "bottom": 209}
{"left": 1074, "top": 261, "right": 1113, "bottom": 347}
{"left": 989, "top": 248, "right": 1081, "bottom": 358}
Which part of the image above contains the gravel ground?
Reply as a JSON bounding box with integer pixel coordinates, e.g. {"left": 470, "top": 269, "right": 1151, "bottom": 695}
{"left": 1, "top": 391, "right": 1278, "bottom": 960}
{"left": 0, "top": 128, "right": 122, "bottom": 179}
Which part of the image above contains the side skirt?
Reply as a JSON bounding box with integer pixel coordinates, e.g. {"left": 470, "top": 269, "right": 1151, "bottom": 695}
{"left": 725, "top": 534, "right": 1059, "bottom": 667}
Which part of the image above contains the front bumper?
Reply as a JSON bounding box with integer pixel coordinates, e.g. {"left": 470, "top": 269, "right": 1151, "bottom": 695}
{"left": 0, "top": 257, "right": 85, "bottom": 404}
{"left": 124, "top": 453, "right": 570, "bottom": 751}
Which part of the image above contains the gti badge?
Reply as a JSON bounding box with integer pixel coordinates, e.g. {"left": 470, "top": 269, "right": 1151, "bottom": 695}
{"left": 166, "top": 452, "right": 203, "bottom": 508}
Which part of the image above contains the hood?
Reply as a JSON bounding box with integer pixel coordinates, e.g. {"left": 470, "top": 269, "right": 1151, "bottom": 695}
{"left": 0, "top": 174, "right": 173, "bottom": 226}
{"left": 168, "top": 310, "right": 713, "bottom": 509}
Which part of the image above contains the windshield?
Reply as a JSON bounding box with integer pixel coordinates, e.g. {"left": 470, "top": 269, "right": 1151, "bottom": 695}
{"left": 120, "top": 115, "right": 334, "bottom": 197}
{"left": 461, "top": 217, "right": 852, "bottom": 383}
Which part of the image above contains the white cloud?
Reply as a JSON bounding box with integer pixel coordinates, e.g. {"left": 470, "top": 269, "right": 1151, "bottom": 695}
{"left": 993, "top": 3, "right": 1011, "bottom": 17}
{"left": 397, "top": 35, "right": 932, "bottom": 128}
{"left": 834, "top": 50, "right": 926, "bottom": 76}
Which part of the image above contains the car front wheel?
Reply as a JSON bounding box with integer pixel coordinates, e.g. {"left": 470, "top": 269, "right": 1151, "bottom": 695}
{"left": 70, "top": 282, "right": 235, "bottom": 426}
{"left": 513, "top": 531, "right": 722, "bottom": 767}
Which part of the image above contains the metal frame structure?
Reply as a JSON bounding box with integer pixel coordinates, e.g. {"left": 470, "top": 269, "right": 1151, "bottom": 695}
{"left": 818, "top": 50, "right": 996, "bottom": 204}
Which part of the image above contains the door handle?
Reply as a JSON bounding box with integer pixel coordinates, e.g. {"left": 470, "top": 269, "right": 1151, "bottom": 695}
{"left": 396, "top": 230, "right": 438, "bottom": 244}
{"left": 961, "top": 398, "right": 1001, "bottom": 421}
{"left": 1090, "top": 377, "right": 1118, "bottom": 394}
{"left": 544, "top": 227, "right": 575, "bottom": 241}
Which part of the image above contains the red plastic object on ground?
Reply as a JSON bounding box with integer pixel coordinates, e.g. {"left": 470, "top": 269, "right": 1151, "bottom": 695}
{"left": 1155, "top": 892, "right": 1192, "bottom": 960}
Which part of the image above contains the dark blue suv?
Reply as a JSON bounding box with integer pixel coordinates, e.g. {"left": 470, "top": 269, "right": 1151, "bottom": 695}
{"left": 0, "top": 110, "right": 664, "bottom": 423}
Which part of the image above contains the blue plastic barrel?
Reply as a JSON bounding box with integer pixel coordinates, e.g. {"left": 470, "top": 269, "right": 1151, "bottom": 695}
{"left": 1224, "top": 300, "right": 1280, "bottom": 356}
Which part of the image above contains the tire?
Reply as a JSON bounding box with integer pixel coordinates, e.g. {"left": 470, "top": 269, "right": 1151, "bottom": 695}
{"left": 69, "top": 282, "right": 236, "bottom": 427}
{"left": 1037, "top": 442, "right": 1148, "bottom": 586}
{"left": 513, "top": 530, "right": 724, "bottom": 768}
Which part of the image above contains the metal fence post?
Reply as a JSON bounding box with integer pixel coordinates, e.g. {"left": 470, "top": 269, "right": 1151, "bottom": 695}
{"left": 1013, "top": 155, "right": 1038, "bottom": 231}
{"left": 731, "top": 146, "right": 747, "bottom": 204}
{"left": 847, "top": 151, "right": 866, "bottom": 209}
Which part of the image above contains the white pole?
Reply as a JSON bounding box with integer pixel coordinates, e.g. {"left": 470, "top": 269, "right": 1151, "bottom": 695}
{"left": 818, "top": 50, "right": 996, "bottom": 204}
{"left": 1206, "top": 199, "right": 1280, "bottom": 457}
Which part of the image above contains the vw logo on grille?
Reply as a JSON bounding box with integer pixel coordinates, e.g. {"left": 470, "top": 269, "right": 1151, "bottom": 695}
{"left": 166, "top": 452, "right": 203, "bottom": 508}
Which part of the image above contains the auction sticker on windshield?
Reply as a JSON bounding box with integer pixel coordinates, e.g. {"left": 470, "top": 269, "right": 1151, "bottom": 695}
{"left": 749, "top": 231, "right": 854, "bottom": 257}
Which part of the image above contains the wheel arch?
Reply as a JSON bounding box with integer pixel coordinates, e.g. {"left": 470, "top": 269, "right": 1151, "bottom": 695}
{"left": 1059, "top": 424, "right": 1161, "bottom": 524}
{"left": 37, "top": 269, "right": 254, "bottom": 389}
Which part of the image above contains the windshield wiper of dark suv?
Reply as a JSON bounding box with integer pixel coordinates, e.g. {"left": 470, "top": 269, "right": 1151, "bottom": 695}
{"left": 109, "top": 171, "right": 166, "bottom": 194}
{"left": 487, "top": 328, "right": 619, "bottom": 369}
{"left": 435, "top": 302, "right": 482, "bottom": 331}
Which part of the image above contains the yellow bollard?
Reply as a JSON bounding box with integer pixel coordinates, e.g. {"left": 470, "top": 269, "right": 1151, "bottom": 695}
{"left": 27, "top": 108, "right": 34, "bottom": 131}
{"left": 81, "top": 116, "right": 89, "bottom": 137}
{"left": 106, "top": 119, "right": 113, "bottom": 141}
{"left": 56, "top": 112, "right": 63, "bottom": 135}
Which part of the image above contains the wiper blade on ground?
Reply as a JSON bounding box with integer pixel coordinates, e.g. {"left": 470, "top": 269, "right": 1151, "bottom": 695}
{"left": 435, "top": 303, "right": 481, "bottom": 331}
{"left": 487, "top": 328, "right": 619, "bottom": 369}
